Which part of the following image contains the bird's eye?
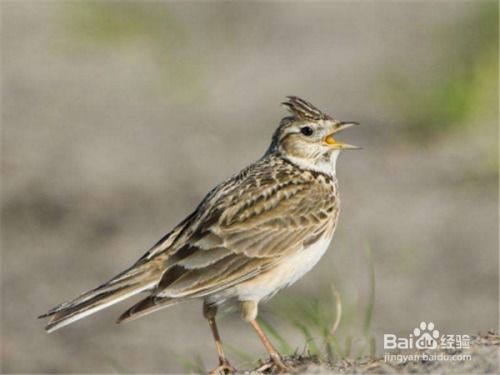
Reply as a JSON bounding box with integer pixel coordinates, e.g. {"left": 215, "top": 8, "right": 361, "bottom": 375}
{"left": 300, "top": 126, "right": 314, "bottom": 136}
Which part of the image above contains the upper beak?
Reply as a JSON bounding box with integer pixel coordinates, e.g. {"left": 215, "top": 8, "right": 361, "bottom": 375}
{"left": 334, "top": 121, "right": 359, "bottom": 133}
{"left": 324, "top": 121, "right": 360, "bottom": 150}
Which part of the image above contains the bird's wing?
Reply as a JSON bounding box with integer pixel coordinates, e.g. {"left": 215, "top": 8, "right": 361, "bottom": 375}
{"left": 149, "top": 159, "right": 339, "bottom": 300}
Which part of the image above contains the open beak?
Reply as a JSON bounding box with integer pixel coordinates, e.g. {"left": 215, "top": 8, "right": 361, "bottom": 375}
{"left": 324, "top": 121, "right": 360, "bottom": 150}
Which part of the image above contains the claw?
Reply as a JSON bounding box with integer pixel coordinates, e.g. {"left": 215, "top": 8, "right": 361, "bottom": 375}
{"left": 271, "top": 354, "right": 295, "bottom": 373}
{"left": 255, "top": 354, "right": 295, "bottom": 373}
{"left": 208, "top": 360, "right": 236, "bottom": 375}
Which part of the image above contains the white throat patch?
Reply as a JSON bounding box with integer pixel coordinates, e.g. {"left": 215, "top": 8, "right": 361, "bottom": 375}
{"left": 285, "top": 150, "right": 340, "bottom": 176}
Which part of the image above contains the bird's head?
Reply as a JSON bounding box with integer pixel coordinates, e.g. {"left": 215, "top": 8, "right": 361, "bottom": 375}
{"left": 267, "top": 96, "right": 359, "bottom": 175}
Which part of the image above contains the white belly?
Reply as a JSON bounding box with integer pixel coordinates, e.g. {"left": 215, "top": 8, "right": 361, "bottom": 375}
{"left": 232, "top": 236, "right": 332, "bottom": 302}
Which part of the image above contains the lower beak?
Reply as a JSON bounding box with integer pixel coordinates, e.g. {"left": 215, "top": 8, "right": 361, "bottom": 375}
{"left": 324, "top": 121, "right": 360, "bottom": 149}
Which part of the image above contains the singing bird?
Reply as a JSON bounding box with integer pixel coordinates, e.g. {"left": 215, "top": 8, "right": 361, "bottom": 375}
{"left": 39, "top": 96, "right": 359, "bottom": 373}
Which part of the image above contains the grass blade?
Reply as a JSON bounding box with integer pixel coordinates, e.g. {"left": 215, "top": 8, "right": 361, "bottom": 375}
{"left": 321, "top": 285, "right": 342, "bottom": 352}
{"left": 363, "top": 243, "right": 375, "bottom": 338}
{"left": 258, "top": 316, "right": 293, "bottom": 354}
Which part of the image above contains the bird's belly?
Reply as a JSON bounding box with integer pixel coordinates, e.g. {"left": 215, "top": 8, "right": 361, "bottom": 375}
{"left": 233, "top": 236, "right": 333, "bottom": 302}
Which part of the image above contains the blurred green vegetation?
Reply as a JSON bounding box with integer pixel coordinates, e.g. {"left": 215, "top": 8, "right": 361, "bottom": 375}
{"left": 384, "top": 2, "right": 498, "bottom": 143}
{"left": 58, "top": 1, "right": 203, "bottom": 101}
{"left": 172, "top": 352, "right": 207, "bottom": 374}
{"left": 64, "top": 2, "right": 183, "bottom": 45}
{"left": 263, "top": 289, "right": 345, "bottom": 359}
{"left": 59, "top": 1, "right": 498, "bottom": 142}
{"left": 258, "top": 244, "right": 376, "bottom": 363}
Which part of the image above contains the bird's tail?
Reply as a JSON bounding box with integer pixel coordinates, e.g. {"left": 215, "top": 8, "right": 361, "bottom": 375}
{"left": 38, "top": 262, "right": 161, "bottom": 333}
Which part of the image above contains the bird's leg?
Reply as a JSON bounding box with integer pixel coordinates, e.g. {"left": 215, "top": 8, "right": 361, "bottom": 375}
{"left": 241, "top": 301, "right": 295, "bottom": 373}
{"left": 203, "top": 303, "right": 236, "bottom": 375}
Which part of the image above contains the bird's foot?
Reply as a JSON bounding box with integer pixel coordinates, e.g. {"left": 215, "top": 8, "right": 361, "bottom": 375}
{"left": 256, "top": 353, "right": 295, "bottom": 373}
{"left": 208, "top": 360, "right": 236, "bottom": 375}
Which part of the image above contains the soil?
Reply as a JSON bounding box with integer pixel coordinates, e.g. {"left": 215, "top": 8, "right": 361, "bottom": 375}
{"left": 250, "top": 331, "right": 499, "bottom": 374}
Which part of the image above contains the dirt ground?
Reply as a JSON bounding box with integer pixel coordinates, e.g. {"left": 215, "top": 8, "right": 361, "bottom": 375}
{"left": 252, "top": 332, "right": 499, "bottom": 374}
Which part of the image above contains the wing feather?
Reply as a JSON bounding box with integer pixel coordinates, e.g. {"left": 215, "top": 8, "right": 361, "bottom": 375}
{"left": 148, "top": 159, "right": 338, "bottom": 300}
{"left": 176, "top": 247, "right": 233, "bottom": 269}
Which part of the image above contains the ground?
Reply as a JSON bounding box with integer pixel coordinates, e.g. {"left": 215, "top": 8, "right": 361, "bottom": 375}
{"left": 249, "top": 332, "right": 499, "bottom": 374}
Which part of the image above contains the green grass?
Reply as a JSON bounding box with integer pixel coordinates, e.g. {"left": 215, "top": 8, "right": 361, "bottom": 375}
{"left": 172, "top": 352, "right": 207, "bottom": 374}
{"left": 360, "top": 243, "right": 376, "bottom": 357}
{"left": 106, "top": 357, "right": 133, "bottom": 374}
{"left": 58, "top": 1, "right": 203, "bottom": 102}
{"left": 258, "top": 243, "right": 377, "bottom": 363}
{"left": 258, "top": 316, "right": 295, "bottom": 355}
{"left": 225, "top": 343, "right": 260, "bottom": 369}
{"left": 382, "top": 2, "right": 497, "bottom": 143}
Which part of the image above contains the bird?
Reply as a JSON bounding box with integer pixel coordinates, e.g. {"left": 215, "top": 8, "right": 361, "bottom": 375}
{"left": 39, "top": 96, "right": 359, "bottom": 374}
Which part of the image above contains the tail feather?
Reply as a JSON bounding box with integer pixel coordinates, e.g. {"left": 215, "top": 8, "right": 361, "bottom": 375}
{"left": 117, "top": 295, "right": 185, "bottom": 324}
{"left": 39, "top": 263, "right": 160, "bottom": 333}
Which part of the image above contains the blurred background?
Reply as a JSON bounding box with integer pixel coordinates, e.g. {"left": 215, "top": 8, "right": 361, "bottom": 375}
{"left": 2, "top": 1, "right": 498, "bottom": 373}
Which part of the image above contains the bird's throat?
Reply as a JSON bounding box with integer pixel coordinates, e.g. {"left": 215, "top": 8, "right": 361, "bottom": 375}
{"left": 284, "top": 150, "right": 339, "bottom": 177}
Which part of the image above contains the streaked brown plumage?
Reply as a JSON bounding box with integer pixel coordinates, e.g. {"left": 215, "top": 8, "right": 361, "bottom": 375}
{"left": 39, "top": 96, "right": 358, "bottom": 373}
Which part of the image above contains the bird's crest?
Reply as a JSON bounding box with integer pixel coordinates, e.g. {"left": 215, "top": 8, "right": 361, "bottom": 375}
{"left": 282, "top": 96, "right": 330, "bottom": 121}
